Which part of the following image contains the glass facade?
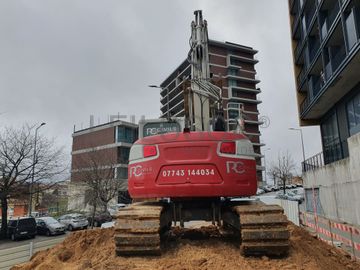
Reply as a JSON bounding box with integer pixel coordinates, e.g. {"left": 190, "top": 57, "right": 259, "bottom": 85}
{"left": 292, "top": 0, "right": 360, "bottom": 117}
{"left": 117, "top": 126, "right": 137, "bottom": 143}
{"left": 345, "top": 8, "right": 358, "bottom": 51}
{"left": 321, "top": 112, "right": 343, "bottom": 164}
{"left": 346, "top": 92, "right": 360, "bottom": 136}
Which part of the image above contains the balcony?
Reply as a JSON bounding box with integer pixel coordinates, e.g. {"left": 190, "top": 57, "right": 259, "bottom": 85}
{"left": 229, "top": 86, "right": 261, "bottom": 94}
{"left": 228, "top": 54, "right": 258, "bottom": 66}
{"left": 300, "top": 43, "right": 360, "bottom": 119}
{"left": 225, "top": 74, "right": 260, "bottom": 84}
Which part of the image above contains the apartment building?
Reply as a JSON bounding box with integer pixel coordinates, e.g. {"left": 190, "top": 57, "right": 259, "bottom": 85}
{"left": 289, "top": 0, "right": 360, "bottom": 164}
{"left": 288, "top": 0, "right": 360, "bottom": 225}
{"left": 159, "top": 39, "right": 264, "bottom": 182}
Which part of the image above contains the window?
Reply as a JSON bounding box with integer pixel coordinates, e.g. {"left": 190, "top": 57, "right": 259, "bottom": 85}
{"left": 228, "top": 69, "right": 238, "bottom": 76}
{"left": 346, "top": 92, "right": 360, "bottom": 136}
{"left": 116, "top": 167, "right": 128, "bottom": 179}
{"left": 321, "top": 112, "right": 343, "bottom": 164}
{"left": 228, "top": 79, "right": 237, "bottom": 87}
{"left": 228, "top": 110, "right": 239, "bottom": 119}
{"left": 345, "top": 8, "right": 358, "bottom": 51}
{"left": 117, "top": 126, "right": 137, "bottom": 143}
{"left": 118, "top": 147, "right": 130, "bottom": 163}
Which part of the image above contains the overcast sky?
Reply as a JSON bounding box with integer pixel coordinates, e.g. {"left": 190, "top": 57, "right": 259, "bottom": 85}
{"left": 0, "top": 0, "right": 322, "bottom": 179}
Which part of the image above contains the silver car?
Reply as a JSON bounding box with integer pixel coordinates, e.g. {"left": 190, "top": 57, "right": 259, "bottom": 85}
{"left": 36, "top": 217, "right": 66, "bottom": 236}
{"left": 58, "top": 213, "right": 88, "bottom": 231}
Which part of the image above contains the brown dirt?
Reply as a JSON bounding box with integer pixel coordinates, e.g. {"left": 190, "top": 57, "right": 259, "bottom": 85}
{"left": 11, "top": 224, "right": 360, "bottom": 270}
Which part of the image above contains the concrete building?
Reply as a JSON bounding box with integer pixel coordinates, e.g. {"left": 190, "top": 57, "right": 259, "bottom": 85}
{"left": 159, "top": 40, "right": 264, "bottom": 183}
{"left": 69, "top": 120, "right": 138, "bottom": 210}
{"left": 288, "top": 0, "right": 360, "bottom": 225}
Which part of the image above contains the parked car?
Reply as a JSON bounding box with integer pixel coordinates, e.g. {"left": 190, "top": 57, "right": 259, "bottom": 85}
{"left": 87, "top": 212, "right": 112, "bottom": 227}
{"left": 101, "top": 221, "right": 115, "bottom": 229}
{"left": 108, "top": 203, "right": 127, "bottom": 217}
{"left": 256, "top": 188, "right": 265, "bottom": 195}
{"left": 36, "top": 217, "right": 66, "bottom": 236}
{"left": 58, "top": 213, "right": 88, "bottom": 231}
{"left": 276, "top": 189, "right": 304, "bottom": 202}
{"left": 7, "top": 217, "right": 37, "bottom": 241}
{"left": 273, "top": 186, "right": 280, "bottom": 191}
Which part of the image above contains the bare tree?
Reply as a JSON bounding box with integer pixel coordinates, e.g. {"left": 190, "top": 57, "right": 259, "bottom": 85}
{"left": 268, "top": 151, "right": 296, "bottom": 194}
{"left": 0, "top": 125, "right": 66, "bottom": 237}
{"left": 73, "top": 149, "right": 121, "bottom": 227}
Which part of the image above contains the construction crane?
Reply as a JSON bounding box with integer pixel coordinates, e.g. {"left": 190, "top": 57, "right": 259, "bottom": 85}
{"left": 114, "top": 10, "right": 289, "bottom": 257}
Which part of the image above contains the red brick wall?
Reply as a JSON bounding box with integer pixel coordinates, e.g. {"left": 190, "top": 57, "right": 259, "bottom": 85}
{"left": 72, "top": 148, "right": 117, "bottom": 170}
{"left": 72, "top": 127, "right": 115, "bottom": 151}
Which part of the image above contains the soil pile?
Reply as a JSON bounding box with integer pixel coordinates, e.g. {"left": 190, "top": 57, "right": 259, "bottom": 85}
{"left": 12, "top": 224, "right": 360, "bottom": 270}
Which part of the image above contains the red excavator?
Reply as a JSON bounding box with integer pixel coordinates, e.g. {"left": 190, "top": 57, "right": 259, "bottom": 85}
{"left": 114, "top": 10, "right": 289, "bottom": 257}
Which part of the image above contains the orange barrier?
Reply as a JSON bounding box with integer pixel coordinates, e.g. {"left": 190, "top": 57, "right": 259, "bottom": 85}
{"left": 300, "top": 212, "right": 360, "bottom": 259}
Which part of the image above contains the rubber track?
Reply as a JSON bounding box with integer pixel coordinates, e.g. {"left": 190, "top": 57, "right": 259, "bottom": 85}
{"left": 233, "top": 202, "right": 290, "bottom": 257}
{"left": 114, "top": 202, "right": 164, "bottom": 256}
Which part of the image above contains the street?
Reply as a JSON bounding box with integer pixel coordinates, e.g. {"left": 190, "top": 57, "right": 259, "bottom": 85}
{"left": 0, "top": 231, "right": 69, "bottom": 250}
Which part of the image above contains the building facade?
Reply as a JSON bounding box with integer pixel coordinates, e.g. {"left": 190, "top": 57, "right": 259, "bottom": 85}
{"left": 159, "top": 40, "right": 264, "bottom": 182}
{"left": 70, "top": 120, "right": 138, "bottom": 209}
{"left": 288, "top": 0, "right": 360, "bottom": 226}
{"left": 289, "top": 0, "right": 360, "bottom": 164}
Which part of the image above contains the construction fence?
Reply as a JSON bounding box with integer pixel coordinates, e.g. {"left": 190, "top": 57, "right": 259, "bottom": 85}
{"left": 0, "top": 236, "right": 65, "bottom": 270}
{"left": 300, "top": 211, "right": 360, "bottom": 260}
{"left": 259, "top": 197, "right": 300, "bottom": 226}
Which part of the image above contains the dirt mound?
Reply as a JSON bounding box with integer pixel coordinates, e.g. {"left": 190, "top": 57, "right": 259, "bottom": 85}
{"left": 12, "top": 225, "right": 360, "bottom": 270}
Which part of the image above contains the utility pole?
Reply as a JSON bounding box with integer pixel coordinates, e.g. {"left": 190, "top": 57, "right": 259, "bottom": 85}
{"left": 289, "top": 127, "right": 306, "bottom": 172}
{"left": 28, "top": 122, "right": 46, "bottom": 216}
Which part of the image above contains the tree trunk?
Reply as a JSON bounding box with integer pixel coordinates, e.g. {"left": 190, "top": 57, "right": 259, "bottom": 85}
{"left": 91, "top": 202, "right": 96, "bottom": 229}
{"left": 283, "top": 179, "right": 286, "bottom": 195}
{"left": 1, "top": 197, "right": 8, "bottom": 239}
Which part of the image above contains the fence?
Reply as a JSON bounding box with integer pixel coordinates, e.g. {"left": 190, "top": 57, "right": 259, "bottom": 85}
{"left": 0, "top": 237, "right": 65, "bottom": 270}
{"left": 300, "top": 211, "right": 360, "bottom": 260}
{"left": 259, "top": 197, "right": 299, "bottom": 226}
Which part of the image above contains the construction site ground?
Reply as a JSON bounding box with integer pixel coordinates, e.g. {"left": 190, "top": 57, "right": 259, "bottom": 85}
{"left": 12, "top": 222, "right": 360, "bottom": 270}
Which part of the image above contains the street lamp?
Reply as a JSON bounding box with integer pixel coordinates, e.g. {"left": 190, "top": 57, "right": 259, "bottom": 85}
{"left": 148, "top": 85, "right": 170, "bottom": 120}
{"left": 28, "top": 122, "right": 46, "bottom": 216}
{"left": 289, "top": 127, "right": 306, "bottom": 171}
{"left": 263, "top": 148, "right": 271, "bottom": 185}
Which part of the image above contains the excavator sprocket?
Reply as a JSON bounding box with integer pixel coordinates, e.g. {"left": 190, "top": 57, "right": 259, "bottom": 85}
{"left": 114, "top": 202, "right": 165, "bottom": 256}
{"left": 233, "top": 201, "right": 290, "bottom": 257}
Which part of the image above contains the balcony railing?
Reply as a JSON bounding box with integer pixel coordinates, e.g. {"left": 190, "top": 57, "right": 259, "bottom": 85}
{"left": 302, "top": 140, "right": 345, "bottom": 172}
{"left": 302, "top": 152, "right": 324, "bottom": 172}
